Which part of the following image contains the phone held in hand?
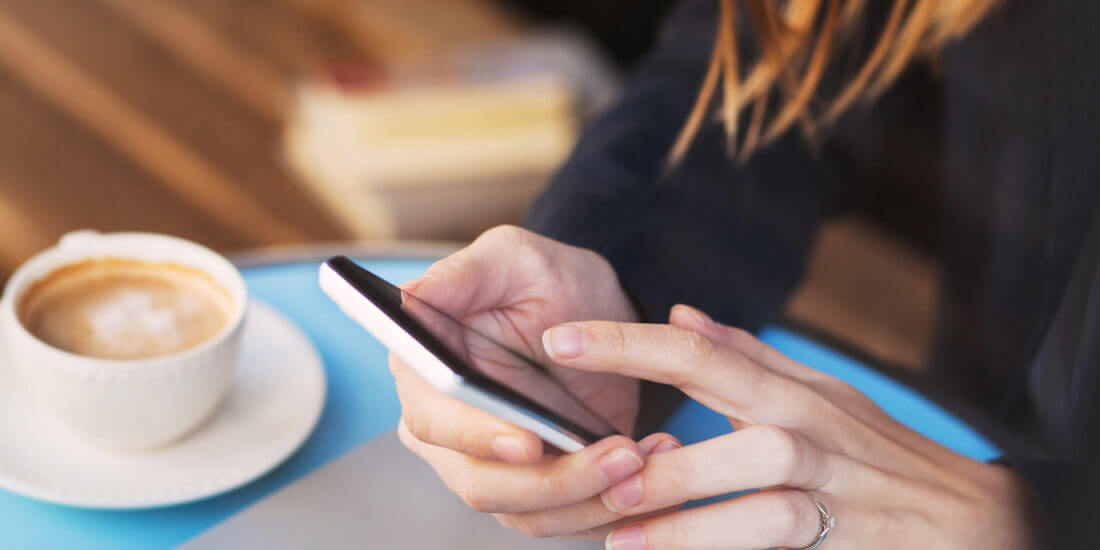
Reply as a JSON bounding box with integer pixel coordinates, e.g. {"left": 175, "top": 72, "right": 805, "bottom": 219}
{"left": 319, "top": 256, "right": 619, "bottom": 452}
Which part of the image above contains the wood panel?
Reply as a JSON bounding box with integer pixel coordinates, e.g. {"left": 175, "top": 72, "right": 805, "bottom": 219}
{"left": 0, "top": 69, "right": 240, "bottom": 262}
{"left": 93, "top": 0, "right": 291, "bottom": 120}
{"left": 787, "top": 216, "right": 940, "bottom": 370}
{"left": 184, "top": 0, "right": 369, "bottom": 76}
{"left": 0, "top": 0, "right": 304, "bottom": 237}
{"left": 0, "top": 0, "right": 518, "bottom": 281}
{"left": 0, "top": 1, "right": 933, "bottom": 370}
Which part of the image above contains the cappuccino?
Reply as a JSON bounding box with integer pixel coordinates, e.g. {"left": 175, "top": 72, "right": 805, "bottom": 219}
{"left": 18, "top": 258, "right": 233, "bottom": 360}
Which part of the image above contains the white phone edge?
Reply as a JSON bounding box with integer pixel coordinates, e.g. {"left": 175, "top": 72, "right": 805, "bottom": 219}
{"left": 318, "top": 263, "right": 586, "bottom": 453}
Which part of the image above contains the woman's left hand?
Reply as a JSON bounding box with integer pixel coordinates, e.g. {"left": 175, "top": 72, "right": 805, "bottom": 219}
{"left": 509, "top": 305, "right": 1040, "bottom": 549}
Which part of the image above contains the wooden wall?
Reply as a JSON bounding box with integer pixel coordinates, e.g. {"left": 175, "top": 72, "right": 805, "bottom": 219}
{"left": 0, "top": 1, "right": 936, "bottom": 370}
{"left": 0, "top": 0, "right": 518, "bottom": 279}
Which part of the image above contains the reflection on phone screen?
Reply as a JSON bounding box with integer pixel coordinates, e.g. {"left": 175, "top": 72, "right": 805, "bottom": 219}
{"left": 393, "top": 285, "right": 618, "bottom": 441}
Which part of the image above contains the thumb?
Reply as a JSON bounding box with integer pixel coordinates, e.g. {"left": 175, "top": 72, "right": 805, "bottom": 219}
{"left": 399, "top": 251, "right": 505, "bottom": 319}
{"left": 400, "top": 226, "right": 544, "bottom": 318}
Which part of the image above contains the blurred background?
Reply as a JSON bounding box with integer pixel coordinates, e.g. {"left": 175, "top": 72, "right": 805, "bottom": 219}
{"left": 0, "top": 0, "right": 936, "bottom": 373}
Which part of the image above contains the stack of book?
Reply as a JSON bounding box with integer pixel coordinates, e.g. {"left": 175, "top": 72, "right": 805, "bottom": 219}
{"left": 285, "top": 32, "right": 618, "bottom": 240}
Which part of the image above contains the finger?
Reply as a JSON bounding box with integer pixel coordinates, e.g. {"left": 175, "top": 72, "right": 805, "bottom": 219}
{"left": 564, "top": 508, "right": 677, "bottom": 541}
{"left": 400, "top": 253, "right": 499, "bottom": 318}
{"left": 390, "top": 355, "right": 543, "bottom": 464}
{"left": 600, "top": 425, "right": 833, "bottom": 515}
{"left": 400, "top": 427, "right": 645, "bottom": 513}
{"left": 542, "top": 321, "right": 746, "bottom": 388}
{"left": 399, "top": 225, "right": 529, "bottom": 317}
{"left": 670, "top": 305, "right": 939, "bottom": 457}
{"left": 497, "top": 425, "right": 833, "bottom": 539}
{"left": 511, "top": 505, "right": 679, "bottom": 541}
{"left": 605, "top": 489, "right": 827, "bottom": 550}
{"left": 637, "top": 432, "right": 682, "bottom": 456}
{"left": 669, "top": 305, "right": 824, "bottom": 382}
{"left": 494, "top": 435, "right": 683, "bottom": 538}
{"left": 543, "top": 322, "right": 804, "bottom": 423}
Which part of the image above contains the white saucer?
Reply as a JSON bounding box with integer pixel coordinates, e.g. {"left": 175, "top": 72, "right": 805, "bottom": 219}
{"left": 0, "top": 301, "right": 326, "bottom": 509}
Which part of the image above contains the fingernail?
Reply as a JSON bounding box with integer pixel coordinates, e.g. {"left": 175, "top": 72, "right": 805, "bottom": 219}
{"left": 676, "top": 304, "right": 714, "bottom": 326}
{"left": 652, "top": 440, "right": 679, "bottom": 454}
{"left": 638, "top": 437, "right": 678, "bottom": 456}
{"left": 543, "top": 326, "right": 586, "bottom": 359}
{"left": 638, "top": 438, "right": 660, "bottom": 456}
{"left": 606, "top": 525, "right": 645, "bottom": 550}
{"left": 601, "top": 473, "right": 643, "bottom": 512}
{"left": 597, "top": 448, "right": 643, "bottom": 483}
{"left": 491, "top": 435, "right": 530, "bottom": 464}
{"left": 400, "top": 276, "right": 427, "bottom": 292}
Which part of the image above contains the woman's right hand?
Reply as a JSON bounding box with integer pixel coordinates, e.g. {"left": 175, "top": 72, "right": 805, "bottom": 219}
{"left": 390, "top": 225, "right": 679, "bottom": 538}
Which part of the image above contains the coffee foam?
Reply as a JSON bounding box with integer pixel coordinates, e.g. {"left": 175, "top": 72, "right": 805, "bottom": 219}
{"left": 18, "top": 258, "right": 234, "bottom": 360}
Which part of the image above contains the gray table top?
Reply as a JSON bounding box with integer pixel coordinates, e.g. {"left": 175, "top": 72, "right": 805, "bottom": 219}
{"left": 183, "top": 430, "right": 599, "bottom": 549}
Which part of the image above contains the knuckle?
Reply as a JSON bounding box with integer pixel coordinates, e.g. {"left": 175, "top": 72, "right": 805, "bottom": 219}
{"left": 577, "top": 249, "right": 622, "bottom": 295}
{"left": 540, "top": 471, "right": 573, "bottom": 503}
{"left": 666, "top": 456, "right": 698, "bottom": 498}
{"left": 401, "top": 411, "right": 433, "bottom": 444}
{"left": 500, "top": 227, "right": 557, "bottom": 272}
{"left": 496, "top": 514, "right": 551, "bottom": 538}
{"left": 667, "top": 520, "right": 693, "bottom": 549}
{"left": 523, "top": 522, "right": 556, "bottom": 539}
{"left": 601, "top": 323, "right": 633, "bottom": 358}
{"left": 669, "top": 330, "right": 717, "bottom": 385}
{"left": 761, "top": 491, "right": 807, "bottom": 542}
{"left": 524, "top": 245, "right": 555, "bottom": 274}
{"left": 480, "top": 224, "right": 524, "bottom": 243}
{"left": 454, "top": 428, "right": 485, "bottom": 456}
{"left": 579, "top": 247, "right": 607, "bottom": 267}
{"left": 578, "top": 248, "right": 615, "bottom": 279}
{"left": 460, "top": 489, "right": 494, "bottom": 513}
{"left": 572, "top": 528, "right": 610, "bottom": 541}
{"left": 493, "top": 513, "right": 520, "bottom": 531}
{"left": 751, "top": 425, "right": 805, "bottom": 485}
{"left": 681, "top": 329, "right": 716, "bottom": 363}
{"left": 453, "top": 473, "right": 494, "bottom": 513}
{"left": 516, "top": 515, "right": 558, "bottom": 538}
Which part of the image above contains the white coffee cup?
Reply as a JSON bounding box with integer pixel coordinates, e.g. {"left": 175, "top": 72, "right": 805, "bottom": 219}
{"left": 0, "top": 231, "right": 248, "bottom": 451}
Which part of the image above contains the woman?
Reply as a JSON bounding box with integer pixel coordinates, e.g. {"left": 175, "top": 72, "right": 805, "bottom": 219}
{"left": 390, "top": 0, "right": 1099, "bottom": 547}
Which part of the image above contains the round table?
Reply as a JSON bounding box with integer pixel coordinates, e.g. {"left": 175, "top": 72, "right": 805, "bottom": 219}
{"left": 0, "top": 250, "right": 1000, "bottom": 549}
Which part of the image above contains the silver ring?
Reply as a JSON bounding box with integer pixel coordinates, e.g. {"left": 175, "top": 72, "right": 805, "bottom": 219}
{"left": 795, "top": 495, "right": 837, "bottom": 549}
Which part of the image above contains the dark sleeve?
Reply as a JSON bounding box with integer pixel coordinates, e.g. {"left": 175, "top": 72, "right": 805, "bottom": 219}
{"left": 523, "top": 0, "right": 849, "bottom": 433}
{"left": 1005, "top": 203, "right": 1100, "bottom": 545}
{"left": 525, "top": 0, "right": 847, "bottom": 329}
{"left": 998, "top": 459, "right": 1074, "bottom": 544}
{"left": 1003, "top": 425, "right": 1100, "bottom": 546}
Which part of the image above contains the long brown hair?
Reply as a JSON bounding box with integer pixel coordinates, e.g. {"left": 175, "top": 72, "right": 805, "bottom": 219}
{"left": 670, "top": 0, "right": 999, "bottom": 163}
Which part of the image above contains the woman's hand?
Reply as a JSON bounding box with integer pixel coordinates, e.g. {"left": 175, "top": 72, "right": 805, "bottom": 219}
{"left": 392, "top": 226, "right": 676, "bottom": 536}
{"left": 530, "top": 305, "right": 1042, "bottom": 549}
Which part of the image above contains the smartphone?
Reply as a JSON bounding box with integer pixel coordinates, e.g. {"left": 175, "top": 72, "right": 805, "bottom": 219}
{"left": 319, "top": 256, "right": 619, "bottom": 452}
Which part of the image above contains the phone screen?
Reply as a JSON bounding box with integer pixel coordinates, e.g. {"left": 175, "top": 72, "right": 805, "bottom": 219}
{"left": 325, "top": 256, "right": 619, "bottom": 445}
